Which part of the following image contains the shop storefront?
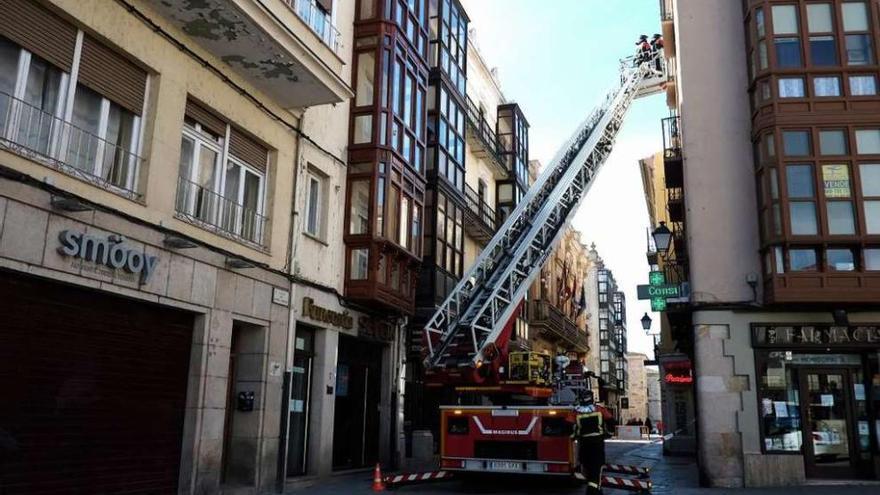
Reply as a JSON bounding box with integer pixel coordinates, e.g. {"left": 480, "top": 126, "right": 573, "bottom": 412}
{"left": 753, "top": 324, "right": 880, "bottom": 480}
{"left": 659, "top": 354, "right": 697, "bottom": 455}
{"left": 0, "top": 184, "right": 292, "bottom": 494}
{"left": 285, "top": 289, "right": 405, "bottom": 485}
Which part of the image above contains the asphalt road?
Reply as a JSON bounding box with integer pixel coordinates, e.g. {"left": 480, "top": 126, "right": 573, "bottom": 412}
{"left": 303, "top": 441, "right": 657, "bottom": 495}
{"left": 298, "top": 440, "right": 880, "bottom": 495}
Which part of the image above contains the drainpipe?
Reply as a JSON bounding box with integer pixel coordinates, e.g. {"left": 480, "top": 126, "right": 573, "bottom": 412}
{"left": 278, "top": 109, "right": 308, "bottom": 490}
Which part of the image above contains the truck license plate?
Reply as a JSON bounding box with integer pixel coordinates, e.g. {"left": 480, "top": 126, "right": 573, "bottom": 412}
{"left": 489, "top": 461, "right": 522, "bottom": 471}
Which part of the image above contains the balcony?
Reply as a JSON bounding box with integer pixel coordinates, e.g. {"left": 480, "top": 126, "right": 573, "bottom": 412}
{"left": 462, "top": 182, "right": 497, "bottom": 244}
{"left": 667, "top": 220, "right": 687, "bottom": 261}
{"left": 464, "top": 95, "right": 507, "bottom": 177}
{"left": 667, "top": 186, "right": 684, "bottom": 221}
{"left": 149, "top": 0, "right": 351, "bottom": 109}
{"left": 175, "top": 176, "right": 268, "bottom": 247}
{"left": 0, "top": 92, "right": 143, "bottom": 200}
{"left": 286, "top": 0, "right": 340, "bottom": 53}
{"left": 529, "top": 300, "right": 589, "bottom": 353}
{"left": 659, "top": 0, "right": 676, "bottom": 57}
{"left": 662, "top": 116, "right": 683, "bottom": 188}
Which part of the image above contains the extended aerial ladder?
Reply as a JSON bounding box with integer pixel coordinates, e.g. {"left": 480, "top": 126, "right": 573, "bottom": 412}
{"left": 422, "top": 54, "right": 666, "bottom": 380}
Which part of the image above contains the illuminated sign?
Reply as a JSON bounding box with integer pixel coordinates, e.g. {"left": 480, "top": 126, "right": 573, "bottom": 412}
{"left": 664, "top": 372, "right": 693, "bottom": 385}
{"left": 663, "top": 358, "right": 693, "bottom": 385}
{"left": 637, "top": 271, "right": 687, "bottom": 311}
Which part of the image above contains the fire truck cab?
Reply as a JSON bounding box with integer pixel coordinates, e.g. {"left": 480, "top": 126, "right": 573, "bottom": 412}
{"left": 440, "top": 405, "right": 579, "bottom": 476}
{"left": 437, "top": 352, "right": 597, "bottom": 478}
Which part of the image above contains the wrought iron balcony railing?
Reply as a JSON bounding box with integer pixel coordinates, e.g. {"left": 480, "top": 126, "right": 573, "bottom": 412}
{"left": 0, "top": 91, "right": 143, "bottom": 199}
{"left": 530, "top": 300, "right": 589, "bottom": 352}
{"left": 659, "top": 0, "right": 674, "bottom": 21}
{"left": 464, "top": 94, "right": 507, "bottom": 174}
{"left": 285, "top": 0, "right": 341, "bottom": 54}
{"left": 463, "top": 182, "right": 496, "bottom": 231}
{"left": 662, "top": 115, "right": 681, "bottom": 160}
{"left": 175, "top": 176, "right": 268, "bottom": 246}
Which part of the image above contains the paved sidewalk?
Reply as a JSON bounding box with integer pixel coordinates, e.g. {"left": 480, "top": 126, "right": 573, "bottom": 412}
{"left": 289, "top": 440, "right": 880, "bottom": 494}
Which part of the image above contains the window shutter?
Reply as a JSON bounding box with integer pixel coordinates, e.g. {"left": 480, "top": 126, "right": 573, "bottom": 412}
{"left": 316, "top": 0, "right": 333, "bottom": 13}
{"left": 184, "top": 98, "right": 227, "bottom": 138}
{"left": 77, "top": 35, "right": 147, "bottom": 115}
{"left": 0, "top": 1, "right": 76, "bottom": 72}
{"left": 229, "top": 128, "right": 268, "bottom": 173}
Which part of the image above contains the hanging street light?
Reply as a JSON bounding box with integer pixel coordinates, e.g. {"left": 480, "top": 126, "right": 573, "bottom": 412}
{"left": 652, "top": 221, "right": 673, "bottom": 254}
{"left": 641, "top": 312, "right": 652, "bottom": 332}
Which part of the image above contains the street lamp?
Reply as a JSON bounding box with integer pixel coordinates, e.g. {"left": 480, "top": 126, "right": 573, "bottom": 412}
{"left": 652, "top": 221, "right": 673, "bottom": 254}
{"left": 640, "top": 312, "right": 652, "bottom": 332}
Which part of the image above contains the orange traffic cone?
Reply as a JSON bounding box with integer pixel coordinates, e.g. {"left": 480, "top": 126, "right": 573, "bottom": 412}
{"left": 371, "top": 463, "right": 386, "bottom": 492}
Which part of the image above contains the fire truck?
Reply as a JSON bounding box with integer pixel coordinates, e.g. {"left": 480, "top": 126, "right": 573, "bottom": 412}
{"left": 419, "top": 52, "right": 667, "bottom": 479}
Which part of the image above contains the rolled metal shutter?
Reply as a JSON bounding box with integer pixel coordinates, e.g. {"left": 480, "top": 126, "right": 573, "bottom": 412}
{"left": 0, "top": 1, "right": 77, "bottom": 72}
{"left": 0, "top": 271, "right": 193, "bottom": 494}
{"left": 77, "top": 34, "right": 147, "bottom": 115}
{"left": 229, "top": 127, "right": 268, "bottom": 173}
{"left": 184, "top": 98, "right": 227, "bottom": 138}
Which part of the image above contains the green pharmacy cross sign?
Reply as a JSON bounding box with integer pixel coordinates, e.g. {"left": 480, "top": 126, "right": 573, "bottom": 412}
{"left": 637, "top": 271, "right": 681, "bottom": 311}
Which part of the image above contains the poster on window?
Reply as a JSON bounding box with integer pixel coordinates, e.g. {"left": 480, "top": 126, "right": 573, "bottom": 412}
{"left": 822, "top": 165, "right": 851, "bottom": 198}
{"left": 336, "top": 364, "right": 349, "bottom": 397}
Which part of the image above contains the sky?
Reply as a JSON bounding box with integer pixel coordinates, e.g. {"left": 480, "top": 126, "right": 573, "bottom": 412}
{"left": 461, "top": 0, "right": 668, "bottom": 358}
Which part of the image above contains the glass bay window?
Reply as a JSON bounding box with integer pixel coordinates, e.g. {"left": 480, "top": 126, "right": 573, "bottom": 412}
{"left": 843, "top": 1, "right": 874, "bottom": 65}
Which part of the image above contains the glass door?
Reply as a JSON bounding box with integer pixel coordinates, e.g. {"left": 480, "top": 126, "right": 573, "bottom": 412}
{"left": 287, "top": 328, "right": 315, "bottom": 477}
{"left": 800, "top": 368, "right": 857, "bottom": 478}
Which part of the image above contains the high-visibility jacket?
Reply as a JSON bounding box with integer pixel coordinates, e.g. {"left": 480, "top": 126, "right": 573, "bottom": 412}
{"left": 573, "top": 411, "right": 604, "bottom": 438}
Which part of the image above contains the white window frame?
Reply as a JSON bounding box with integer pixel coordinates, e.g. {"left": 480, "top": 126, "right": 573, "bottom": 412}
{"left": 4, "top": 47, "right": 68, "bottom": 155}
{"left": 1, "top": 32, "right": 144, "bottom": 192}
{"left": 179, "top": 120, "right": 267, "bottom": 243}
{"left": 180, "top": 121, "right": 225, "bottom": 218}
{"left": 224, "top": 154, "right": 266, "bottom": 242}
{"left": 304, "top": 169, "right": 324, "bottom": 239}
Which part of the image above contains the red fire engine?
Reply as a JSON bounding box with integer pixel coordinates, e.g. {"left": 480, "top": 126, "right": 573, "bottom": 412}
{"left": 435, "top": 351, "right": 601, "bottom": 477}
{"left": 419, "top": 52, "right": 665, "bottom": 479}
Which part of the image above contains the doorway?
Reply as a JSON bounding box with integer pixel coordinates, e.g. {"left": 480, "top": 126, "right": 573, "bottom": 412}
{"left": 332, "top": 335, "right": 383, "bottom": 470}
{"left": 286, "top": 326, "right": 315, "bottom": 477}
{"left": 799, "top": 368, "right": 858, "bottom": 479}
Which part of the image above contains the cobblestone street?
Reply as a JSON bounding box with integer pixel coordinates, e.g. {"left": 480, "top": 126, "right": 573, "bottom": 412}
{"left": 295, "top": 440, "right": 880, "bottom": 495}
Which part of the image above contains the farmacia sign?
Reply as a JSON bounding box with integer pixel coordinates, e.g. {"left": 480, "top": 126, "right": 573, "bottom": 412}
{"left": 58, "top": 230, "right": 159, "bottom": 284}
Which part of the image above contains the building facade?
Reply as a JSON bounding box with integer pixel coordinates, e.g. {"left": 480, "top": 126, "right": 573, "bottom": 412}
{"left": 528, "top": 227, "right": 592, "bottom": 360}
{"left": 285, "top": 0, "right": 426, "bottom": 486}
{"left": 585, "top": 244, "right": 629, "bottom": 420}
{"left": 639, "top": 149, "right": 696, "bottom": 455}
{"left": 0, "top": 0, "right": 353, "bottom": 493}
{"left": 656, "top": 0, "right": 880, "bottom": 487}
{"left": 622, "top": 352, "right": 650, "bottom": 425}
{"left": 647, "top": 366, "right": 664, "bottom": 430}
{"left": 401, "top": 0, "right": 534, "bottom": 457}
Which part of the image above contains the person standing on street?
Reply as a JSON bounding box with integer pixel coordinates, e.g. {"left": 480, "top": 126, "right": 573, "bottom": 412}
{"left": 574, "top": 404, "right": 606, "bottom": 495}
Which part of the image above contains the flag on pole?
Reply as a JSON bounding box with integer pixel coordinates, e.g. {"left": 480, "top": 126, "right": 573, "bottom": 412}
{"left": 577, "top": 284, "right": 587, "bottom": 316}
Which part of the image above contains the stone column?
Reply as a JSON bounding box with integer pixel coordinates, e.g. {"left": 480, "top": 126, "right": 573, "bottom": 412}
{"left": 307, "top": 327, "right": 338, "bottom": 476}
{"left": 694, "top": 322, "right": 745, "bottom": 487}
